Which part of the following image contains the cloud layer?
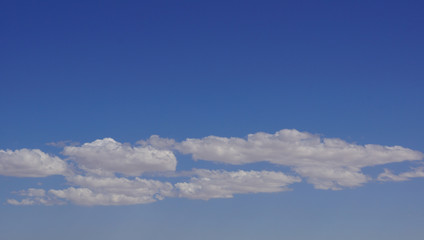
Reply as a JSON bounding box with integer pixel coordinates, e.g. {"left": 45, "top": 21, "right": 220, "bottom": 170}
{"left": 2, "top": 129, "right": 423, "bottom": 205}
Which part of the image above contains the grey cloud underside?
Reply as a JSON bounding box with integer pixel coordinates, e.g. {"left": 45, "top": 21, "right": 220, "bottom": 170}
{"left": 3, "top": 129, "right": 424, "bottom": 205}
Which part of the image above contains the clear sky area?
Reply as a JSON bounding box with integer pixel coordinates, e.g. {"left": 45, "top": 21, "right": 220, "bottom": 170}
{"left": 1, "top": 1, "right": 424, "bottom": 239}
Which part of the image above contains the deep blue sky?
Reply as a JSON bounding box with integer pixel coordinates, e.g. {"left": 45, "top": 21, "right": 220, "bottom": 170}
{"left": 1, "top": 1, "right": 424, "bottom": 239}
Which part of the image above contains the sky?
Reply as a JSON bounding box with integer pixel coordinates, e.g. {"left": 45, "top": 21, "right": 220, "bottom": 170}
{"left": 1, "top": 0, "right": 424, "bottom": 239}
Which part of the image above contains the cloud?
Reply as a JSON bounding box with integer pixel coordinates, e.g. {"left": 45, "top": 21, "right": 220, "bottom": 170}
{"left": 176, "top": 129, "right": 422, "bottom": 167}
{"left": 293, "top": 166, "right": 369, "bottom": 190}
{"left": 19, "top": 188, "right": 46, "bottom": 197}
{"left": 50, "top": 175, "right": 174, "bottom": 206}
{"left": 10, "top": 169, "right": 300, "bottom": 205}
{"left": 46, "top": 140, "right": 80, "bottom": 148}
{"left": 7, "top": 199, "right": 36, "bottom": 206}
{"left": 49, "top": 187, "right": 160, "bottom": 206}
{"left": 176, "top": 129, "right": 423, "bottom": 189}
{"left": 137, "top": 135, "right": 176, "bottom": 150}
{"left": 0, "top": 149, "right": 68, "bottom": 177}
{"left": 4, "top": 129, "right": 424, "bottom": 206}
{"left": 377, "top": 167, "right": 424, "bottom": 182}
{"left": 175, "top": 169, "right": 301, "bottom": 200}
{"left": 10, "top": 175, "right": 175, "bottom": 206}
{"left": 7, "top": 188, "right": 64, "bottom": 205}
{"left": 63, "top": 138, "right": 177, "bottom": 176}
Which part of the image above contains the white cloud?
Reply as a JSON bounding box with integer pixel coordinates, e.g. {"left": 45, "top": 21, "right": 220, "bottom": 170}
{"left": 137, "top": 135, "right": 176, "bottom": 150}
{"left": 4, "top": 129, "right": 424, "bottom": 206}
{"left": 378, "top": 167, "right": 424, "bottom": 182}
{"left": 19, "top": 188, "right": 46, "bottom": 197}
{"left": 46, "top": 140, "right": 79, "bottom": 148}
{"left": 10, "top": 170, "right": 299, "bottom": 205}
{"left": 7, "top": 198, "right": 35, "bottom": 206}
{"left": 7, "top": 188, "right": 64, "bottom": 206}
{"left": 176, "top": 129, "right": 423, "bottom": 189}
{"left": 175, "top": 169, "right": 301, "bottom": 200}
{"left": 47, "top": 175, "right": 174, "bottom": 206}
{"left": 63, "top": 138, "right": 177, "bottom": 176}
{"left": 49, "top": 187, "right": 156, "bottom": 206}
{"left": 293, "top": 166, "right": 369, "bottom": 190}
{"left": 0, "top": 149, "right": 68, "bottom": 177}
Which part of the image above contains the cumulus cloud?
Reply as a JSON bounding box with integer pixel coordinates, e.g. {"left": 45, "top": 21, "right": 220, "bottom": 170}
{"left": 7, "top": 199, "right": 36, "bottom": 206}
{"left": 49, "top": 186, "right": 161, "bottom": 206}
{"left": 4, "top": 129, "right": 424, "bottom": 206}
{"left": 50, "top": 175, "right": 174, "bottom": 206}
{"left": 7, "top": 188, "right": 64, "bottom": 205}
{"left": 377, "top": 167, "right": 424, "bottom": 182}
{"left": 10, "top": 175, "right": 175, "bottom": 206}
{"left": 293, "top": 166, "right": 369, "bottom": 190}
{"left": 46, "top": 140, "right": 80, "bottom": 148}
{"left": 137, "top": 135, "right": 176, "bottom": 150}
{"left": 63, "top": 138, "right": 177, "bottom": 176}
{"left": 175, "top": 169, "right": 301, "bottom": 200}
{"left": 0, "top": 149, "right": 68, "bottom": 177}
{"left": 176, "top": 129, "right": 423, "bottom": 189}
{"left": 177, "top": 129, "right": 422, "bottom": 167}
{"left": 19, "top": 188, "right": 46, "bottom": 197}
{"left": 10, "top": 169, "right": 301, "bottom": 205}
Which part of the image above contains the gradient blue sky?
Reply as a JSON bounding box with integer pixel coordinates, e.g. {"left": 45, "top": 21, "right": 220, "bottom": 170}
{"left": 1, "top": 1, "right": 424, "bottom": 239}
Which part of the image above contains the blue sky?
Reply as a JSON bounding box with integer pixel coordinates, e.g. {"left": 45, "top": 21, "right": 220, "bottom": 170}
{"left": 1, "top": 0, "right": 424, "bottom": 239}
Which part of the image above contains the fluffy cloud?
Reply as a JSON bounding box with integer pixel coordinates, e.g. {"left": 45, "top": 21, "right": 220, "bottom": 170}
{"left": 19, "top": 188, "right": 46, "bottom": 197}
{"left": 293, "top": 166, "right": 369, "bottom": 190}
{"left": 176, "top": 129, "right": 423, "bottom": 189}
{"left": 49, "top": 175, "right": 174, "bottom": 206}
{"left": 377, "top": 167, "right": 424, "bottom": 182}
{"left": 4, "top": 129, "right": 424, "bottom": 206}
{"left": 175, "top": 169, "right": 301, "bottom": 200}
{"left": 63, "top": 138, "right": 177, "bottom": 176}
{"left": 177, "top": 129, "right": 422, "bottom": 167}
{"left": 137, "top": 135, "right": 176, "bottom": 150}
{"left": 10, "top": 169, "right": 300, "bottom": 205}
{"left": 7, "top": 199, "right": 37, "bottom": 206}
{"left": 46, "top": 140, "right": 79, "bottom": 148}
{"left": 49, "top": 187, "right": 158, "bottom": 206}
{"left": 7, "top": 188, "right": 64, "bottom": 205}
{"left": 10, "top": 175, "right": 175, "bottom": 206}
{"left": 0, "top": 149, "right": 68, "bottom": 177}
